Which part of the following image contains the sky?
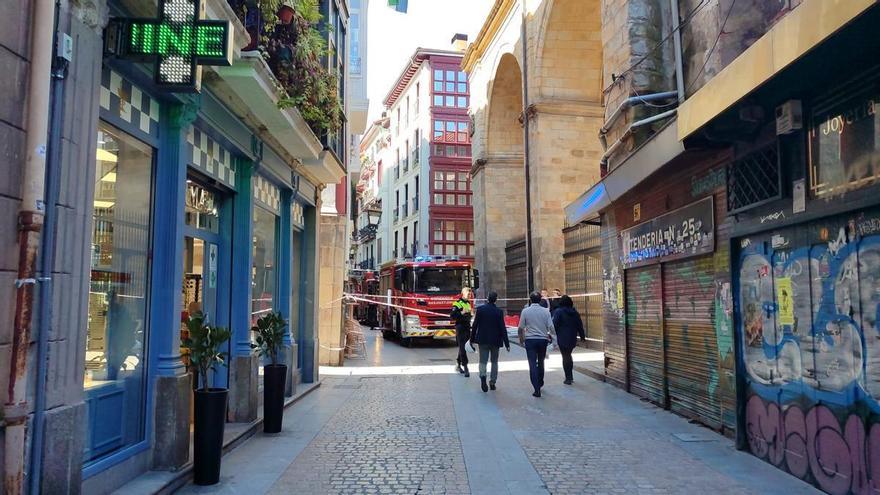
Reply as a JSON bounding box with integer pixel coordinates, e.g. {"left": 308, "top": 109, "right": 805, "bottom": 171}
{"left": 365, "top": 0, "right": 495, "bottom": 122}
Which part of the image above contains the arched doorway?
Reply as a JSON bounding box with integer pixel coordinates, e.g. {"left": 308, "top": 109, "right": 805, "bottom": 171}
{"left": 473, "top": 53, "right": 527, "bottom": 309}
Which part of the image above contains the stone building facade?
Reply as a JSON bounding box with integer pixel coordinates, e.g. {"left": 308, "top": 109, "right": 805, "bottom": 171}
{"left": 564, "top": 1, "right": 880, "bottom": 492}
{"left": 463, "top": 0, "right": 605, "bottom": 306}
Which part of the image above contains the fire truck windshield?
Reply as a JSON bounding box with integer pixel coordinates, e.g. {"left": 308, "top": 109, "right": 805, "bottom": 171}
{"left": 414, "top": 268, "right": 467, "bottom": 294}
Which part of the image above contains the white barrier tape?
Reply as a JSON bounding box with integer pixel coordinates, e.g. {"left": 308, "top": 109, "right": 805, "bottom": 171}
{"left": 344, "top": 294, "right": 452, "bottom": 318}
{"left": 319, "top": 295, "right": 348, "bottom": 309}
{"left": 348, "top": 291, "right": 603, "bottom": 303}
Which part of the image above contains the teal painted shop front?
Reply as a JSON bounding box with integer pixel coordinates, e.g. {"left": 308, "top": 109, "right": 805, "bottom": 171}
{"left": 82, "top": 63, "right": 318, "bottom": 480}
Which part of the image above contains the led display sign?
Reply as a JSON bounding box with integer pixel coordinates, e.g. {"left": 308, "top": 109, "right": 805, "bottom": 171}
{"left": 107, "top": 0, "right": 233, "bottom": 91}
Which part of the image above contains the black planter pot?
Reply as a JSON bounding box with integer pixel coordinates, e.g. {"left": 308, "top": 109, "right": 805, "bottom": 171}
{"left": 263, "top": 364, "right": 287, "bottom": 433}
{"left": 193, "top": 388, "right": 228, "bottom": 486}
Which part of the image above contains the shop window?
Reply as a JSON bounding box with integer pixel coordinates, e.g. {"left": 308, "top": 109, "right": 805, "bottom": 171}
{"left": 252, "top": 206, "right": 277, "bottom": 328}
{"left": 84, "top": 123, "right": 153, "bottom": 462}
{"left": 810, "top": 90, "right": 880, "bottom": 197}
{"left": 727, "top": 144, "right": 781, "bottom": 213}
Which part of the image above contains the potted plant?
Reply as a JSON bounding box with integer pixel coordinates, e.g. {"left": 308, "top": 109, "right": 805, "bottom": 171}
{"left": 182, "top": 313, "right": 231, "bottom": 486}
{"left": 251, "top": 312, "right": 288, "bottom": 433}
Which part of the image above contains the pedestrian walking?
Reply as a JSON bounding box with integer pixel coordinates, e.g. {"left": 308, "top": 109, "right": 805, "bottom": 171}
{"left": 470, "top": 292, "right": 509, "bottom": 392}
{"left": 549, "top": 288, "right": 562, "bottom": 314}
{"left": 451, "top": 287, "right": 473, "bottom": 377}
{"left": 538, "top": 289, "right": 550, "bottom": 309}
{"left": 552, "top": 295, "right": 586, "bottom": 385}
{"left": 518, "top": 292, "right": 555, "bottom": 397}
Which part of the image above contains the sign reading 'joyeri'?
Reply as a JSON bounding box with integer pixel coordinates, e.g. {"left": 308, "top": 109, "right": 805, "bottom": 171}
{"left": 106, "top": 0, "right": 233, "bottom": 91}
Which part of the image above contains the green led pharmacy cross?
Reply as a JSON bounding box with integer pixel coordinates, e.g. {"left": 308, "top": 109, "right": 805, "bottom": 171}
{"left": 119, "top": 0, "right": 232, "bottom": 90}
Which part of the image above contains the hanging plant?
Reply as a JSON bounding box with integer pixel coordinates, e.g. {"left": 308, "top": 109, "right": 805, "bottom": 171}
{"left": 230, "top": 0, "right": 343, "bottom": 135}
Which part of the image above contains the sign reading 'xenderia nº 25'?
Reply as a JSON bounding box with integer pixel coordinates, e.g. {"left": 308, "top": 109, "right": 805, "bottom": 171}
{"left": 620, "top": 196, "right": 715, "bottom": 268}
{"left": 106, "top": 0, "right": 233, "bottom": 91}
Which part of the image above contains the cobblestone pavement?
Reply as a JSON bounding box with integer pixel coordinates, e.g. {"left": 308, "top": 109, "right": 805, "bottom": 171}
{"left": 178, "top": 329, "right": 820, "bottom": 495}
{"left": 270, "top": 374, "right": 469, "bottom": 494}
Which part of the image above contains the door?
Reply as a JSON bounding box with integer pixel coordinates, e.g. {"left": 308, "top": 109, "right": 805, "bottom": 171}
{"left": 182, "top": 179, "right": 227, "bottom": 389}
{"left": 663, "top": 258, "right": 722, "bottom": 429}
{"left": 626, "top": 265, "right": 666, "bottom": 405}
{"left": 181, "top": 236, "right": 220, "bottom": 389}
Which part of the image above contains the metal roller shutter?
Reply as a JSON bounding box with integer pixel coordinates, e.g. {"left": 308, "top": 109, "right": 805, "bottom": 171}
{"left": 626, "top": 266, "right": 665, "bottom": 405}
{"left": 663, "top": 258, "right": 722, "bottom": 429}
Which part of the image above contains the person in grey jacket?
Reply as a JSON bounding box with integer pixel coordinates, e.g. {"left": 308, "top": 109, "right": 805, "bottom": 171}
{"left": 518, "top": 292, "right": 555, "bottom": 397}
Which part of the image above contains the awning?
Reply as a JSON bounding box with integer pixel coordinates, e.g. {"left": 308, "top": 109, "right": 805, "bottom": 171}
{"left": 565, "top": 119, "right": 684, "bottom": 225}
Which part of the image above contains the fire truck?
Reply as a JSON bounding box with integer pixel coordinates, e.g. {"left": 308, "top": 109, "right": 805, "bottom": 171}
{"left": 378, "top": 256, "right": 479, "bottom": 346}
{"left": 353, "top": 270, "right": 380, "bottom": 327}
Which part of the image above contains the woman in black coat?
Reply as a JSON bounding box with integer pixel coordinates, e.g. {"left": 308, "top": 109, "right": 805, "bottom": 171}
{"left": 552, "top": 295, "right": 585, "bottom": 385}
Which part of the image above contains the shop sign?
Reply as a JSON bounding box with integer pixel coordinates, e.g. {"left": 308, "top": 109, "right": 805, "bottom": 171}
{"left": 186, "top": 182, "right": 216, "bottom": 213}
{"left": 106, "top": 0, "right": 233, "bottom": 90}
{"left": 620, "top": 196, "right": 715, "bottom": 268}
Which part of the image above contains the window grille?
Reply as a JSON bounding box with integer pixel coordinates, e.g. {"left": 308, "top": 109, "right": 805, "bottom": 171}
{"left": 727, "top": 144, "right": 781, "bottom": 214}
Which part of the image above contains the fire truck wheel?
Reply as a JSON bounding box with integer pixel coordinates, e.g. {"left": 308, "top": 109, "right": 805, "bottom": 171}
{"left": 401, "top": 336, "right": 413, "bottom": 348}
{"left": 382, "top": 329, "right": 394, "bottom": 340}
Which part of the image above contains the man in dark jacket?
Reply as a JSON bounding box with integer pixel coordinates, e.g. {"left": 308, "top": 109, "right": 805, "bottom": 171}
{"left": 552, "top": 295, "right": 586, "bottom": 385}
{"left": 470, "top": 292, "right": 509, "bottom": 392}
{"left": 451, "top": 287, "right": 473, "bottom": 377}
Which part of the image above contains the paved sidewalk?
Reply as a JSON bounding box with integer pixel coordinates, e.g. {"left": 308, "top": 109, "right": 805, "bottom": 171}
{"left": 177, "top": 328, "right": 820, "bottom": 495}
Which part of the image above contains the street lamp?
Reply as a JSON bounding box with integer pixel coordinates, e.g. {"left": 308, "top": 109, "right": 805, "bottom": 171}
{"left": 365, "top": 207, "right": 381, "bottom": 227}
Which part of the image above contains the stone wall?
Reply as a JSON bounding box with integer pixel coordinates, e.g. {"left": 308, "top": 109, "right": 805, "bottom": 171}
{"left": 528, "top": 104, "right": 603, "bottom": 290}
{"left": 468, "top": 0, "right": 605, "bottom": 298}
{"left": 600, "top": 0, "right": 676, "bottom": 171}
{"left": 680, "top": 0, "right": 803, "bottom": 95}
{"left": 318, "top": 213, "right": 347, "bottom": 366}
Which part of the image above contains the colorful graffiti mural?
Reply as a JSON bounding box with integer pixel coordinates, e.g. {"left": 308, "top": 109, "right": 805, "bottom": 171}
{"left": 739, "top": 215, "right": 880, "bottom": 494}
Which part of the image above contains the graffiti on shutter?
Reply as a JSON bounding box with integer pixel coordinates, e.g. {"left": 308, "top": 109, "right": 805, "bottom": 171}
{"left": 663, "top": 257, "right": 722, "bottom": 429}
{"left": 626, "top": 266, "right": 665, "bottom": 405}
{"left": 737, "top": 206, "right": 880, "bottom": 494}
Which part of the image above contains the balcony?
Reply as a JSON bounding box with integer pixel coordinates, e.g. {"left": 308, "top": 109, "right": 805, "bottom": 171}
{"left": 358, "top": 258, "right": 375, "bottom": 270}
{"left": 411, "top": 150, "right": 420, "bottom": 168}
{"left": 212, "top": 0, "right": 345, "bottom": 183}
{"left": 402, "top": 157, "right": 409, "bottom": 173}
{"left": 402, "top": 202, "right": 409, "bottom": 218}
{"left": 393, "top": 207, "right": 400, "bottom": 222}
{"left": 356, "top": 224, "right": 378, "bottom": 243}
{"left": 411, "top": 196, "right": 419, "bottom": 213}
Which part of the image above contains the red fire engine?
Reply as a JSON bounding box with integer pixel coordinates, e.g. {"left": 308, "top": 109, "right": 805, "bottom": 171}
{"left": 353, "top": 270, "right": 380, "bottom": 327}
{"left": 378, "top": 256, "right": 479, "bottom": 347}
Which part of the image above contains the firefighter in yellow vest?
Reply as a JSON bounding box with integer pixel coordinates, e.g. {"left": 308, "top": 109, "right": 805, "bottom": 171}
{"left": 451, "top": 287, "right": 473, "bottom": 376}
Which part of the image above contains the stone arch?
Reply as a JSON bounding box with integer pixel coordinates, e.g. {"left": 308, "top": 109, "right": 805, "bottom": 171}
{"left": 486, "top": 53, "right": 524, "bottom": 155}
{"left": 472, "top": 52, "right": 526, "bottom": 307}
{"left": 535, "top": 0, "right": 603, "bottom": 102}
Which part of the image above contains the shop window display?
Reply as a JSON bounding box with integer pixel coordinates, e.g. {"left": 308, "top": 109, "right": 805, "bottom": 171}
{"left": 84, "top": 123, "right": 153, "bottom": 462}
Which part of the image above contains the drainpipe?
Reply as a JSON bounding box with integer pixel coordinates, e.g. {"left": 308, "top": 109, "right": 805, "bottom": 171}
{"left": 30, "top": 12, "right": 68, "bottom": 494}
{"left": 5, "top": 0, "right": 56, "bottom": 492}
{"left": 521, "top": 0, "right": 535, "bottom": 294}
{"left": 599, "top": 108, "right": 678, "bottom": 169}
{"left": 670, "top": 0, "right": 686, "bottom": 103}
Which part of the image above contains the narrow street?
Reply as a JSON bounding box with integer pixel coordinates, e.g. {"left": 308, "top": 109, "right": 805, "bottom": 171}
{"left": 176, "top": 329, "right": 819, "bottom": 495}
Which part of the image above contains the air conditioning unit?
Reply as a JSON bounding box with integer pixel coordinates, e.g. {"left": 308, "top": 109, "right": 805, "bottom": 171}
{"left": 776, "top": 100, "right": 803, "bottom": 135}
